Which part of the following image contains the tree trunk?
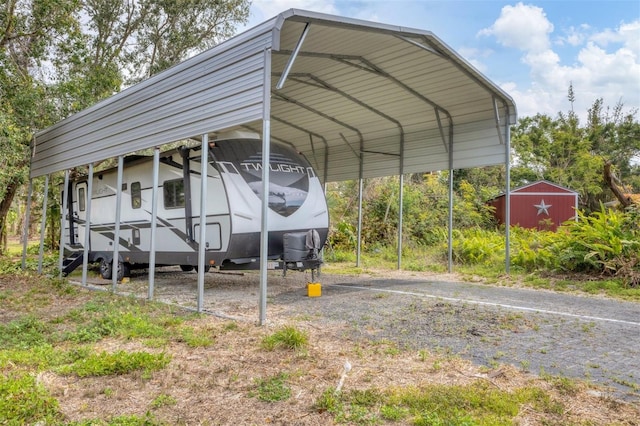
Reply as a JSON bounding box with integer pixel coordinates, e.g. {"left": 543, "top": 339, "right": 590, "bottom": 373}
{"left": 603, "top": 162, "right": 632, "bottom": 208}
{"left": 0, "top": 178, "right": 21, "bottom": 254}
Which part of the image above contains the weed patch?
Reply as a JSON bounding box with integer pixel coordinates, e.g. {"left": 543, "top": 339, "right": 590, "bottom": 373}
{"left": 0, "top": 372, "right": 62, "bottom": 424}
{"left": 178, "top": 326, "right": 215, "bottom": 348}
{"left": 252, "top": 372, "right": 291, "bottom": 402}
{"left": 261, "top": 325, "right": 308, "bottom": 351}
{"left": 0, "top": 315, "right": 51, "bottom": 349}
{"left": 56, "top": 350, "right": 170, "bottom": 377}
{"left": 315, "top": 382, "right": 567, "bottom": 425}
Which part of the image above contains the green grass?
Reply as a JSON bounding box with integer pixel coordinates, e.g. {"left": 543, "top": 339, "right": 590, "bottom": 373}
{"left": 315, "top": 388, "right": 384, "bottom": 424}
{"left": 66, "top": 413, "right": 163, "bottom": 425}
{"left": 315, "top": 382, "right": 565, "bottom": 425}
{"left": 178, "top": 326, "right": 215, "bottom": 348}
{"left": 56, "top": 350, "right": 171, "bottom": 377}
{"left": 0, "top": 270, "right": 191, "bottom": 424}
{"left": 150, "top": 393, "right": 177, "bottom": 408}
{"left": 253, "top": 373, "right": 292, "bottom": 402}
{"left": 0, "top": 372, "right": 63, "bottom": 425}
{"left": 261, "top": 325, "right": 309, "bottom": 351}
{"left": 0, "top": 315, "right": 51, "bottom": 349}
{"left": 57, "top": 293, "right": 187, "bottom": 345}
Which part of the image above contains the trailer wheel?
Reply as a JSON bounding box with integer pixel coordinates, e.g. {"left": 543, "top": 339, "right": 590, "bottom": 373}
{"left": 179, "top": 265, "right": 194, "bottom": 272}
{"left": 99, "top": 258, "right": 128, "bottom": 281}
{"left": 194, "top": 264, "right": 211, "bottom": 273}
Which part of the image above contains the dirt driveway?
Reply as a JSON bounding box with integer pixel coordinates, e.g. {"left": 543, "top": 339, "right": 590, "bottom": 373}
{"left": 77, "top": 266, "right": 640, "bottom": 402}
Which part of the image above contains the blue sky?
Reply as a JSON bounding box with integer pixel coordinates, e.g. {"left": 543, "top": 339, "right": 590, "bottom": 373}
{"left": 240, "top": 1, "right": 640, "bottom": 123}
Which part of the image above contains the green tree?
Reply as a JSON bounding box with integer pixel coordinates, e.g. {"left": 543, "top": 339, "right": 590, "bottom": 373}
{"left": 0, "top": 0, "right": 250, "bottom": 250}
{"left": 586, "top": 99, "right": 640, "bottom": 195}
{"left": 510, "top": 93, "right": 639, "bottom": 212}
{"left": 0, "top": 0, "right": 82, "bottom": 252}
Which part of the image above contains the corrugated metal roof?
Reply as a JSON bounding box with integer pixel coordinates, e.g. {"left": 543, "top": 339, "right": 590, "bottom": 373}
{"left": 31, "top": 8, "right": 516, "bottom": 180}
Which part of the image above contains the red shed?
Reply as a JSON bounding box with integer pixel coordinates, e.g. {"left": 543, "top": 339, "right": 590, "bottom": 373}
{"left": 487, "top": 180, "right": 578, "bottom": 231}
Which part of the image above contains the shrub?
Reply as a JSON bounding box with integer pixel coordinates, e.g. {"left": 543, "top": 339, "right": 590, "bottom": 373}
{"left": 452, "top": 228, "right": 503, "bottom": 265}
{"left": 550, "top": 205, "right": 640, "bottom": 285}
{"left": 329, "top": 220, "right": 358, "bottom": 251}
{"left": 509, "top": 227, "right": 558, "bottom": 272}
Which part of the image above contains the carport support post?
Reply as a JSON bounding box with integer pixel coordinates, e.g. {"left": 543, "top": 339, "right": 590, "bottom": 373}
{"left": 21, "top": 179, "right": 33, "bottom": 270}
{"left": 397, "top": 133, "right": 406, "bottom": 270}
{"left": 505, "top": 114, "right": 511, "bottom": 274}
{"left": 356, "top": 177, "right": 363, "bottom": 267}
{"left": 397, "top": 174, "right": 404, "bottom": 270}
{"left": 356, "top": 147, "right": 364, "bottom": 267}
{"left": 81, "top": 164, "right": 94, "bottom": 285}
{"left": 37, "top": 175, "right": 49, "bottom": 274}
{"left": 112, "top": 156, "right": 123, "bottom": 291}
{"left": 148, "top": 148, "right": 160, "bottom": 300}
{"left": 197, "top": 135, "right": 208, "bottom": 312}
{"left": 448, "top": 169, "right": 454, "bottom": 272}
{"left": 58, "top": 170, "right": 70, "bottom": 278}
{"left": 259, "top": 47, "right": 272, "bottom": 326}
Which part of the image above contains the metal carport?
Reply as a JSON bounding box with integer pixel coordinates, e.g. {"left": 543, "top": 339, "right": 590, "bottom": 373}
{"left": 24, "top": 9, "right": 517, "bottom": 324}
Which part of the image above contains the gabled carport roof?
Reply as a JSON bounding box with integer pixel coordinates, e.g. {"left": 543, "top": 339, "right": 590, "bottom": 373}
{"left": 31, "top": 8, "right": 516, "bottom": 180}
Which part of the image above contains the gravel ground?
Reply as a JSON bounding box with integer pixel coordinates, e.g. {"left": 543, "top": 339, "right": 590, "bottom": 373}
{"left": 77, "top": 266, "right": 640, "bottom": 403}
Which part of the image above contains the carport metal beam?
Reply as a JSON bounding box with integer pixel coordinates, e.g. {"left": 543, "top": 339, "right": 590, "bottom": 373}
{"left": 112, "top": 156, "right": 123, "bottom": 290}
{"left": 505, "top": 106, "right": 512, "bottom": 274}
{"left": 272, "top": 92, "right": 365, "bottom": 152}
{"left": 259, "top": 47, "right": 272, "bottom": 326}
{"left": 276, "top": 23, "right": 310, "bottom": 90}
{"left": 81, "top": 164, "right": 94, "bottom": 285}
{"left": 59, "top": 170, "right": 69, "bottom": 278}
{"left": 197, "top": 135, "right": 208, "bottom": 312}
{"left": 148, "top": 148, "right": 160, "bottom": 300}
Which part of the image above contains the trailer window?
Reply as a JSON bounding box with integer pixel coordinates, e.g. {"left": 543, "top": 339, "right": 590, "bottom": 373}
{"left": 163, "top": 179, "right": 185, "bottom": 209}
{"left": 131, "top": 182, "right": 141, "bottom": 209}
{"left": 78, "top": 187, "right": 86, "bottom": 212}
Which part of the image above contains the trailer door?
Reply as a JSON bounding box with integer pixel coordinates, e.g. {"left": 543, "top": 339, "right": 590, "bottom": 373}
{"left": 74, "top": 182, "right": 88, "bottom": 248}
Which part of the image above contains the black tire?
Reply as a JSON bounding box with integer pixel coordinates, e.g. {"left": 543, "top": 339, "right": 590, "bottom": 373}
{"left": 99, "top": 258, "right": 128, "bottom": 281}
{"left": 99, "top": 258, "right": 112, "bottom": 279}
{"left": 179, "top": 265, "right": 194, "bottom": 272}
{"left": 194, "top": 264, "right": 211, "bottom": 273}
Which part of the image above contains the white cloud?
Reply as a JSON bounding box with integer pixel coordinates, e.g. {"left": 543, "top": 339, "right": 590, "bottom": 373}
{"left": 591, "top": 20, "right": 640, "bottom": 49}
{"left": 481, "top": 4, "right": 640, "bottom": 120}
{"left": 557, "top": 25, "right": 590, "bottom": 47}
{"left": 478, "top": 2, "right": 553, "bottom": 53}
{"left": 457, "top": 47, "right": 491, "bottom": 73}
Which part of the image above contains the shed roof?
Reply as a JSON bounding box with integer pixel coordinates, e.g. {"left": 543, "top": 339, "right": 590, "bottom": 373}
{"left": 487, "top": 180, "right": 578, "bottom": 202}
{"left": 512, "top": 180, "right": 578, "bottom": 195}
{"left": 31, "top": 9, "right": 516, "bottom": 180}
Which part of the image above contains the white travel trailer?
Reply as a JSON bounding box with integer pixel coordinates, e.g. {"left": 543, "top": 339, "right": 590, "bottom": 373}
{"left": 62, "top": 132, "right": 329, "bottom": 280}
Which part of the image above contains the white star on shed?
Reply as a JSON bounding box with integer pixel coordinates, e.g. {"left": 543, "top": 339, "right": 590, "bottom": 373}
{"left": 534, "top": 199, "right": 552, "bottom": 215}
